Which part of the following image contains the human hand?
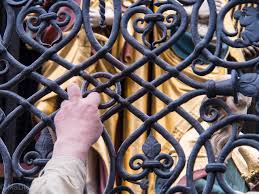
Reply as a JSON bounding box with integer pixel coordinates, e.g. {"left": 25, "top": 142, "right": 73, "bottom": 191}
{"left": 89, "top": 8, "right": 114, "bottom": 28}
{"left": 52, "top": 83, "right": 103, "bottom": 162}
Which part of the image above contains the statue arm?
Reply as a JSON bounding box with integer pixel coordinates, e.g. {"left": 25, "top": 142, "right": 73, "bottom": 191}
{"left": 89, "top": 7, "right": 114, "bottom": 28}
{"left": 238, "top": 146, "right": 259, "bottom": 187}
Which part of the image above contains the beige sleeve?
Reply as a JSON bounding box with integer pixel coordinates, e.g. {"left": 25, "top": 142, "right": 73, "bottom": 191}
{"left": 29, "top": 156, "right": 86, "bottom": 194}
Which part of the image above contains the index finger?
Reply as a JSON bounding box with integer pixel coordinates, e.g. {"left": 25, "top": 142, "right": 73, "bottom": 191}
{"left": 67, "top": 83, "right": 82, "bottom": 101}
{"left": 83, "top": 92, "right": 101, "bottom": 107}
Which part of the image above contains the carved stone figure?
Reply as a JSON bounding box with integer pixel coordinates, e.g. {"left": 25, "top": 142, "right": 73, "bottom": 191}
{"left": 152, "top": 1, "right": 259, "bottom": 193}
{"left": 166, "top": 93, "right": 259, "bottom": 193}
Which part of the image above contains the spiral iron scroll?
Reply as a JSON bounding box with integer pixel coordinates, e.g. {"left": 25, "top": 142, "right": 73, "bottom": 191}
{"left": 0, "top": 0, "right": 258, "bottom": 193}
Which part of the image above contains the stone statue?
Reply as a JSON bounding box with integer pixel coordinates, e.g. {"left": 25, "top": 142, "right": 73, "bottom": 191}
{"left": 166, "top": 93, "right": 259, "bottom": 193}
{"left": 152, "top": 1, "right": 259, "bottom": 193}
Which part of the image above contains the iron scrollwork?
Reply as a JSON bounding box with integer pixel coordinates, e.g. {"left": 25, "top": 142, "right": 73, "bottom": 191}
{"left": 0, "top": 0, "right": 258, "bottom": 194}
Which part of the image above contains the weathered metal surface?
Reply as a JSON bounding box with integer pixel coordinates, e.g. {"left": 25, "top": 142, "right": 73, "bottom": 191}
{"left": 0, "top": 0, "right": 258, "bottom": 193}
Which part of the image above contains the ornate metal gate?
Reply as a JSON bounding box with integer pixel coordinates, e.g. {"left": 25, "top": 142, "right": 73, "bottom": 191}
{"left": 0, "top": 0, "right": 258, "bottom": 193}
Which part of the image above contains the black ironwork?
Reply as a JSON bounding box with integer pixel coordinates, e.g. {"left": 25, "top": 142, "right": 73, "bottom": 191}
{"left": 0, "top": 0, "right": 258, "bottom": 193}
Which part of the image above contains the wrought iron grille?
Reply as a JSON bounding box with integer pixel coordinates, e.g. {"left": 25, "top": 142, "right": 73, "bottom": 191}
{"left": 0, "top": 0, "right": 259, "bottom": 193}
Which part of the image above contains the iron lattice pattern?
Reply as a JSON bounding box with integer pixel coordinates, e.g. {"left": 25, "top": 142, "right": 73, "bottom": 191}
{"left": 0, "top": 0, "right": 259, "bottom": 193}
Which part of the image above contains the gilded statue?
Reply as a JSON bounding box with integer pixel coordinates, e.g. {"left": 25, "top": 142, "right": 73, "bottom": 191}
{"left": 152, "top": 0, "right": 259, "bottom": 193}
{"left": 31, "top": 0, "right": 258, "bottom": 193}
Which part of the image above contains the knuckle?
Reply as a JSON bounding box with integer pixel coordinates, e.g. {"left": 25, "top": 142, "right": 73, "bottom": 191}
{"left": 61, "top": 101, "right": 69, "bottom": 107}
{"left": 84, "top": 103, "right": 98, "bottom": 111}
{"left": 54, "top": 114, "right": 61, "bottom": 123}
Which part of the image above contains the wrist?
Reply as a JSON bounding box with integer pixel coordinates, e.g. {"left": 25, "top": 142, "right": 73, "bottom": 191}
{"left": 53, "top": 140, "right": 90, "bottom": 162}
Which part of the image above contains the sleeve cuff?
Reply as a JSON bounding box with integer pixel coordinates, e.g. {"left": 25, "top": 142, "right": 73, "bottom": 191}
{"left": 39, "top": 156, "right": 87, "bottom": 186}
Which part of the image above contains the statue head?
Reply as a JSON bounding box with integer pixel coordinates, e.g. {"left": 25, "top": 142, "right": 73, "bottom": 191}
{"left": 181, "top": 0, "right": 225, "bottom": 38}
